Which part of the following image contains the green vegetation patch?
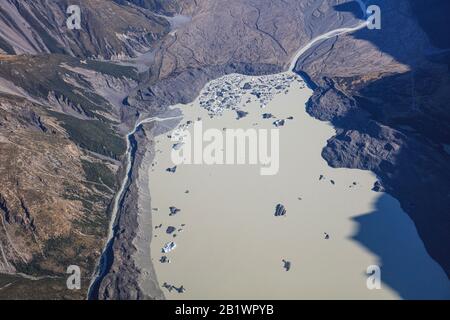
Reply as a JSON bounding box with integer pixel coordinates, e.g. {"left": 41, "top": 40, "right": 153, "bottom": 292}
{"left": 47, "top": 111, "right": 126, "bottom": 159}
{"left": 81, "top": 159, "right": 116, "bottom": 189}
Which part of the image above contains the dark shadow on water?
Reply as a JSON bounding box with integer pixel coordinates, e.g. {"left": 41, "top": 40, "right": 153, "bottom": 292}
{"left": 301, "top": 0, "right": 450, "bottom": 278}
{"left": 351, "top": 193, "right": 450, "bottom": 299}
{"left": 333, "top": 1, "right": 365, "bottom": 19}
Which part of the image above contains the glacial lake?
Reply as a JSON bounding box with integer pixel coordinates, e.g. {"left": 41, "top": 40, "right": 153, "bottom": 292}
{"left": 148, "top": 72, "right": 450, "bottom": 299}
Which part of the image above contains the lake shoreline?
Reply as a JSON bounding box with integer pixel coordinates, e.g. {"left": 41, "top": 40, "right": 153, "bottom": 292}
{"left": 147, "top": 72, "right": 450, "bottom": 299}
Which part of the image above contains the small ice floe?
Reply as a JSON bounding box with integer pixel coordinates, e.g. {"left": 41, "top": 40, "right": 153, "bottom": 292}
{"left": 236, "top": 110, "right": 249, "bottom": 120}
{"left": 166, "top": 166, "right": 177, "bottom": 173}
{"left": 274, "top": 204, "right": 286, "bottom": 217}
{"left": 252, "top": 91, "right": 261, "bottom": 99}
{"left": 159, "top": 256, "right": 170, "bottom": 263}
{"left": 162, "top": 282, "right": 185, "bottom": 293}
{"left": 166, "top": 226, "right": 176, "bottom": 234}
{"left": 273, "top": 119, "right": 285, "bottom": 127}
{"left": 169, "top": 206, "right": 181, "bottom": 216}
{"left": 324, "top": 232, "right": 330, "bottom": 240}
{"left": 162, "top": 241, "right": 176, "bottom": 253}
{"left": 242, "top": 82, "right": 252, "bottom": 90}
{"left": 372, "top": 181, "right": 385, "bottom": 192}
{"left": 282, "top": 259, "right": 291, "bottom": 271}
{"left": 174, "top": 285, "right": 186, "bottom": 293}
{"left": 262, "top": 113, "right": 274, "bottom": 119}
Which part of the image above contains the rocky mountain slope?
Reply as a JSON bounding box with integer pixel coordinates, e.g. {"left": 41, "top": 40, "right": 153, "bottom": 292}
{"left": 0, "top": 52, "right": 144, "bottom": 299}
{"left": 0, "top": 0, "right": 174, "bottom": 299}
{"left": 0, "top": 0, "right": 170, "bottom": 59}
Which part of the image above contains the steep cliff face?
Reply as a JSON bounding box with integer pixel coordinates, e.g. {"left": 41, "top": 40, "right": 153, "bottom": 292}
{"left": 295, "top": 0, "right": 450, "bottom": 277}
{"left": 0, "top": 0, "right": 169, "bottom": 59}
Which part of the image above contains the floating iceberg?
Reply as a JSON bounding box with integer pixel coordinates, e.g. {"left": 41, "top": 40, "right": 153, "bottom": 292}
{"left": 162, "top": 241, "right": 177, "bottom": 253}
{"left": 169, "top": 206, "right": 181, "bottom": 216}
{"left": 166, "top": 226, "right": 176, "bottom": 234}
{"left": 166, "top": 166, "right": 177, "bottom": 173}
{"left": 273, "top": 119, "right": 285, "bottom": 127}
{"left": 274, "top": 204, "right": 286, "bottom": 217}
